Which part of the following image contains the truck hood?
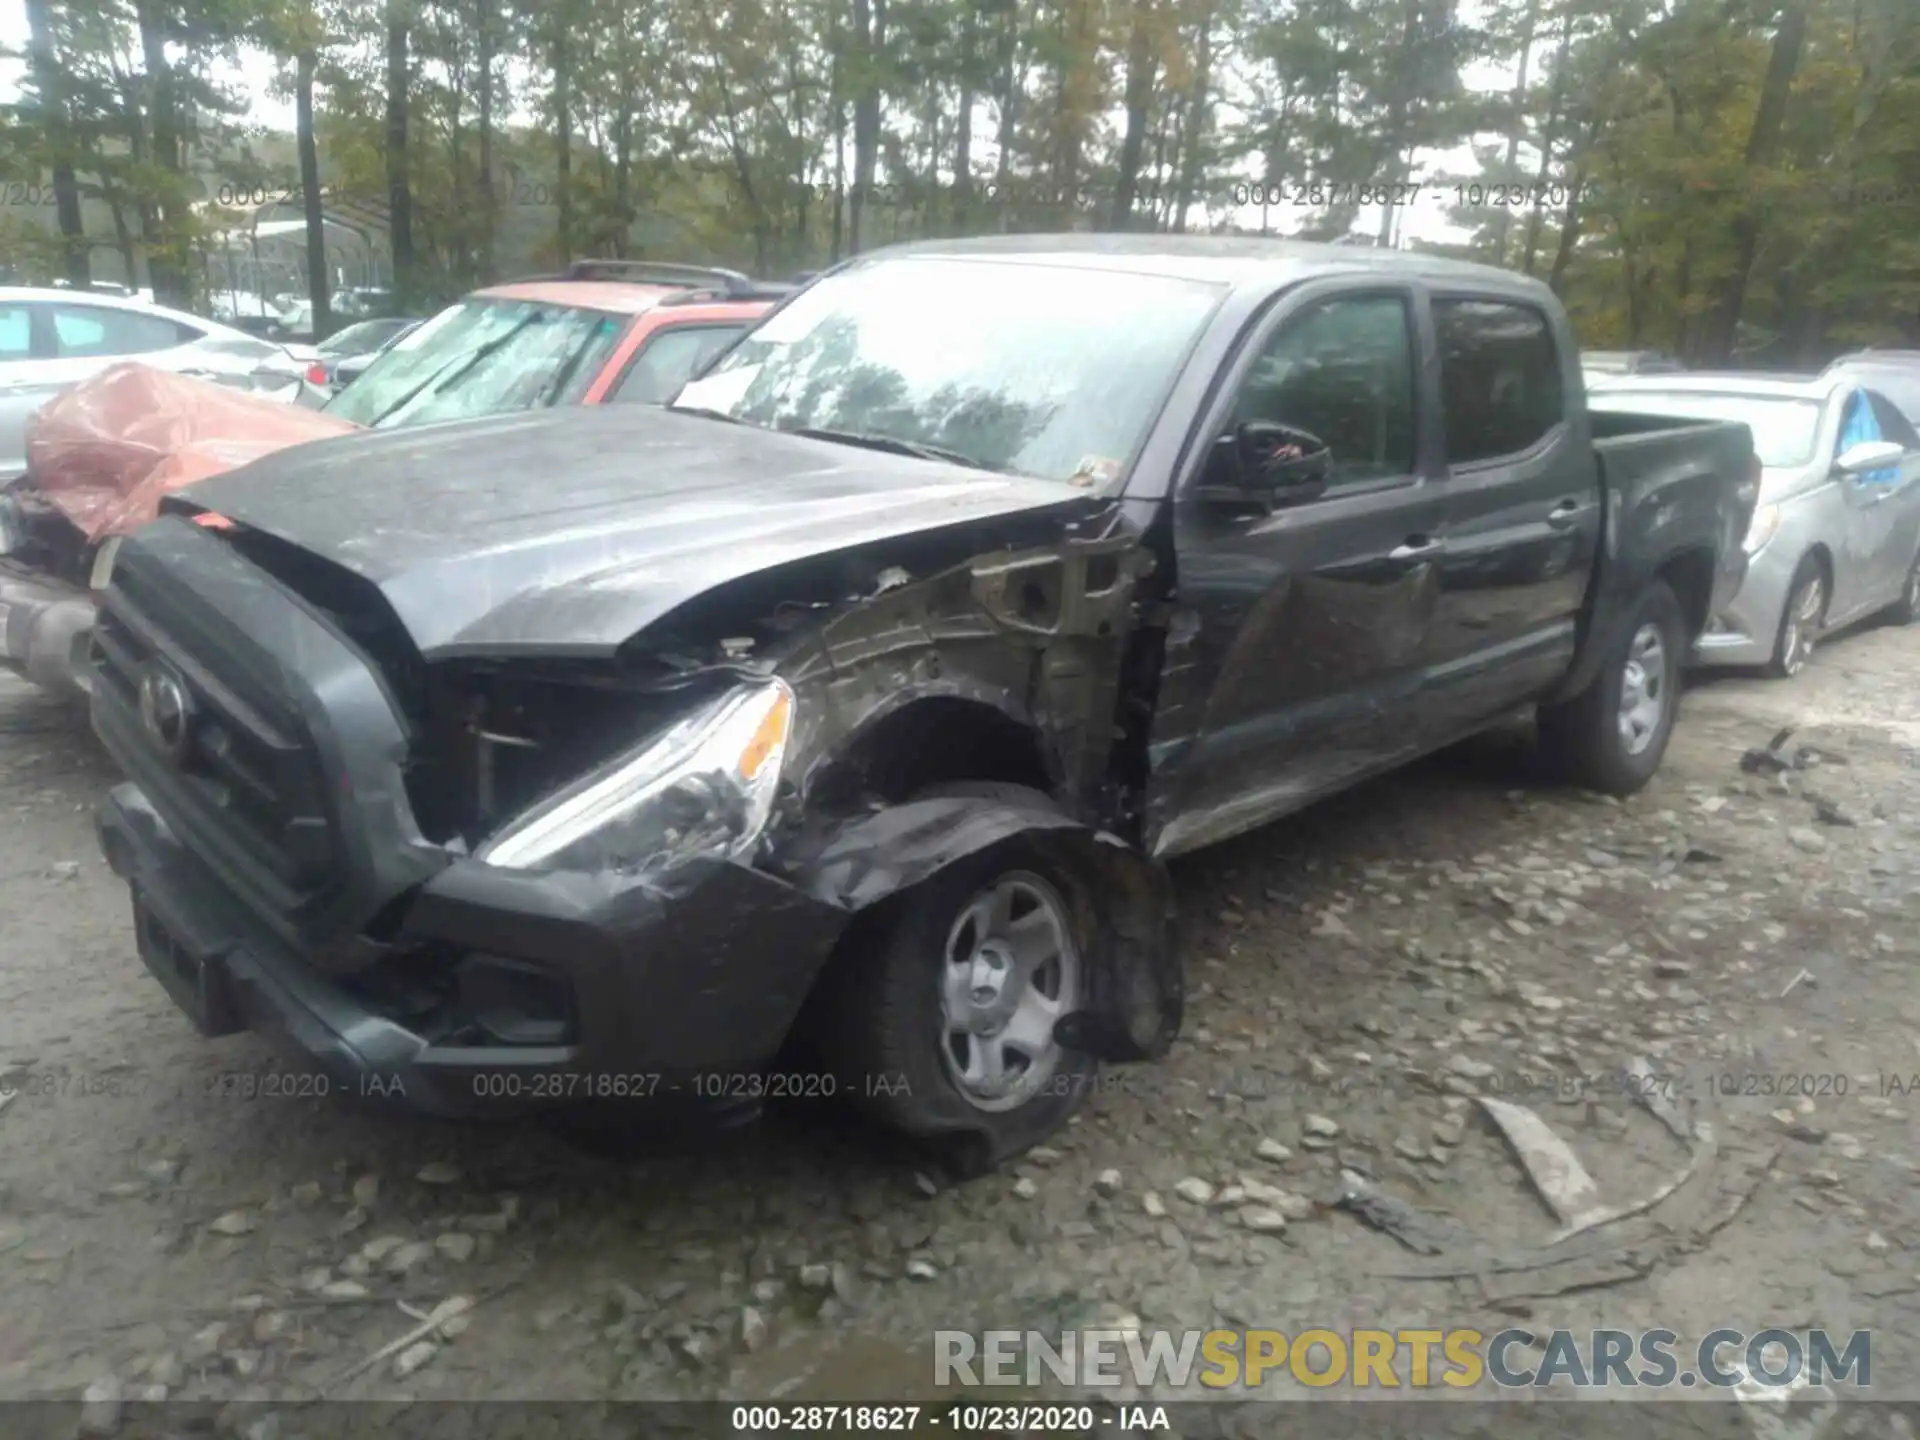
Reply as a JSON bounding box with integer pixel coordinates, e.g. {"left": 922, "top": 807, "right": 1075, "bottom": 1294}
{"left": 171, "top": 404, "right": 1097, "bottom": 659}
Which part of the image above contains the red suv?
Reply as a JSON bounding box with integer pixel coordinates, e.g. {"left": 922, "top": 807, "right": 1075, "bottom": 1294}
{"left": 0, "top": 262, "right": 788, "bottom": 701}
{"left": 322, "top": 261, "right": 789, "bottom": 425}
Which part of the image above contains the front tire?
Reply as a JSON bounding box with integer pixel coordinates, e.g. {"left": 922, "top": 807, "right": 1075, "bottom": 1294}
{"left": 1769, "top": 555, "right": 1826, "bottom": 678}
{"left": 1888, "top": 547, "right": 1920, "bottom": 625}
{"left": 813, "top": 786, "right": 1099, "bottom": 1177}
{"left": 1538, "top": 579, "right": 1684, "bottom": 796}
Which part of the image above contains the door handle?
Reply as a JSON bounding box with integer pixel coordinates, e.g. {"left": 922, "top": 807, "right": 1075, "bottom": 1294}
{"left": 1546, "top": 498, "right": 1586, "bottom": 528}
{"left": 1388, "top": 535, "right": 1442, "bottom": 562}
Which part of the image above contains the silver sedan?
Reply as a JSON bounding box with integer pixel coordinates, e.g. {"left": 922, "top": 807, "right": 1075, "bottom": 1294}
{"left": 0, "top": 287, "right": 310, "bottom": 481}
{"left": 1590, "top": 373, "right": 1920, "bottom": 676}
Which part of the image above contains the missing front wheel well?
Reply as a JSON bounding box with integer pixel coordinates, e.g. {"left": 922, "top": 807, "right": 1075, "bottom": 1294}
{"left": 805, "top": 697, "right": 1056, "bottom": 810}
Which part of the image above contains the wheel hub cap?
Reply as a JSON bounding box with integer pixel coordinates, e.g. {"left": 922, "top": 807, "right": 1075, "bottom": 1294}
{"left": 938, "top": 872, "right": 1081, "bottom": 1113}
{"left": 1616, "top": 622, "right": 1666, "bottom": 756}
{"left": 962, "top": 942, "right": 1018, "bottom": 1032}
{"left": 1785, "top": 576, "right": 1822, "bottom": 672}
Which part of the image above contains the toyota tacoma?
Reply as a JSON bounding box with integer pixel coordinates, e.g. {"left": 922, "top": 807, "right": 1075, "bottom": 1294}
{"left": 90, "top": 236, "right": 1759, "bottom": 1174}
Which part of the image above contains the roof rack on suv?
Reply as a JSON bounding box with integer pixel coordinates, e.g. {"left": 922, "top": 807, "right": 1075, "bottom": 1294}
{"left": 556, "top": 259, "right": 793, "bottom": 303}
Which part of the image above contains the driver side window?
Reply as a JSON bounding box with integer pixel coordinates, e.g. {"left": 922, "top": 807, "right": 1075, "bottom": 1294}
{"left": 1227, "top": 293, "right": 1417, "bottom": 489}
{"left": 1839, "top": 389, "right": 1897, "bottom": 485}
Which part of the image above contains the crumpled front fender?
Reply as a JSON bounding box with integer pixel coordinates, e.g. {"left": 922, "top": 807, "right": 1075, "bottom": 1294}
{"left": 784, "top": 794, "right": 1181, "bottom": 1063}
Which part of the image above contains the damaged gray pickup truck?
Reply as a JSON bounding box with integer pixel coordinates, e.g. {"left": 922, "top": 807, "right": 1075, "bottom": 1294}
{"left": 90, "top": 236, "right": 1759, "bottom": 1175}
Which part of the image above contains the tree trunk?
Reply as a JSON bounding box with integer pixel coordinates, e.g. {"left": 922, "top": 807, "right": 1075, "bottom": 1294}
{"left": 1375, "top": 0, "right": 1423, "bottom": 247}
{"left": 297, "top": 49, "right": 331, "bottom": 339}
{"left": 991, "top": 1, "right": 1018, "bottom": 233}
{"left": 1172, "top": 0, "right": 1214, "bottom": 234}
{"left": 1519, "top": 7, "right": 1573, "bottom": 277}
{"left": 954, "top": 0, "right": 977, "bottom": 234}
{"left": 1673, "top": 240, "right": 1696, "bottom": 359}
{"left": 1491, "top": 0, "right": 1540, "bottom": 265}
{"left": 135, "top": 0, "right": 187, "bottom": 303}
{"left": 477, "top": 0, "right": 496, "bottom": 281}
{"left": 23, "top": 0, "right": 88, "bottom": 286}
{"left": 1546, "top": 152, "right": 1590, "bottom": 293}
{"left": 385, "top": 0, "right": 415, "bottom": 303}
{"left": 552, "top": 10, "right": 573, "bottom": 261}
{"left": 1148, "top": 99, "right": 1174, "bottom": 228}
{"left": 1696, "top": 0, "right": 1809, "bottom": 365}
{"left": 829, "top": 1, "right": 847, "bottom": 264}
{"left": 613, "top": 103, "right": 634, "bottom": 260}
{"left": 108, "top": 194, "right": 138, "bottom": 281}
{"left": 1053, "top": 0, "right": 1100, "bottom": 221}
{"left": 849, "top": 0, "right": 885, "bottom": 254}
{"left": 1109, "top": 0, "right": 1158, "bottom": 230}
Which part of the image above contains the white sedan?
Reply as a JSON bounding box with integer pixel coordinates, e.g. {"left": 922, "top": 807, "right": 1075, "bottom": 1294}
{"left": 0, "top": 286, "right": 311, "bottom": 481}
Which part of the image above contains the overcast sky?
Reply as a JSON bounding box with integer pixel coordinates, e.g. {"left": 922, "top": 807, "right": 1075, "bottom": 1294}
{"left": 1, "top": 0, "right": 1509, "bottom": 246}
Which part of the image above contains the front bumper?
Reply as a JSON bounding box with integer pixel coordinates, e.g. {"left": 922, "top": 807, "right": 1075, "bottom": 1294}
{"left": 1691, "top": 538, "right": 1798, "bottom": 669}
{"left": 0, "top": 559, "right": 95, "bottom": 700}
{"left": 98, "top": 782, "right": 851, "bottom": 1120}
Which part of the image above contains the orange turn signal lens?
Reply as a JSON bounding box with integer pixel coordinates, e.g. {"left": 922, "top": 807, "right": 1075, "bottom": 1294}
{"left": 737, "top": 689, "right": 792, "bottom": 781}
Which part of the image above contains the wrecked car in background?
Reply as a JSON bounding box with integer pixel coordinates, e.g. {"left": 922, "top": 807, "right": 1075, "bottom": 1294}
{"left": 1591, "top": 372, "right": 1920, "bottom": 678}
{"left": 0, "top": 263, "right": 788, "bottom": 702}
{"left": 89, "top": 236, "right": 1759, "bottom": 1176}
{"left": 0, "top": 365, "right": 357, "bottom": 699}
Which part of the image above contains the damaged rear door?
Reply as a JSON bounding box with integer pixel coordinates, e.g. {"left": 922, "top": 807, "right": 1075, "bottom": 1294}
{"left": 1150, "top": 281, "right": 1446, "bottom": 857}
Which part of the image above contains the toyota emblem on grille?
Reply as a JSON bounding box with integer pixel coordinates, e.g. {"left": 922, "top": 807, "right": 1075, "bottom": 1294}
{"left": 137, "top": 663, "right": 195, "bottom": 765}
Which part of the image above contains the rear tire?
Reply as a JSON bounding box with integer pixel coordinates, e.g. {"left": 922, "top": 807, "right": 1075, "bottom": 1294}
{"left": 810, "top": 783, "right": 1099, "bottom": 1178}
{"left": 1538, "top": 580, "right": 1683, "bottom": 796}
{"left": 1769, "top": 555, "right": 1826, "bottom": 678}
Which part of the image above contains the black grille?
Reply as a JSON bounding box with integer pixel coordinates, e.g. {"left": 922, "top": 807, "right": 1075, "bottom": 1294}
{"left": 92, "top": 578, "right": 340, "bottom": 915}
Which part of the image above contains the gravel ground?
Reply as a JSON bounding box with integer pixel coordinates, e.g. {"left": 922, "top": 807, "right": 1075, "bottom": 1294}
{"left": 3, "top": 615, "right": 1920, "bottom": 1436}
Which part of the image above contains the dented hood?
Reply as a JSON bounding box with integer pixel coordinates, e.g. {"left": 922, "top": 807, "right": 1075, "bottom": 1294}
{"left": 169, "top": 404, "right": 1096, "bottom": 659}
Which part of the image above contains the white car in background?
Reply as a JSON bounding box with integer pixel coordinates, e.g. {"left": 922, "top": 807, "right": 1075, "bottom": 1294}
{"left": 0, "top": 287, "right": 311, "bottom": 481}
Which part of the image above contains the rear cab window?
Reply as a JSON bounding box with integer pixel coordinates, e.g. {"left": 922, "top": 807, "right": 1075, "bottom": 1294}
{"left": 609, "top": 324, "right": 748, "bottom": 405}
{"left": 1434, "top": 298, "right": 1565, "bottom": 464}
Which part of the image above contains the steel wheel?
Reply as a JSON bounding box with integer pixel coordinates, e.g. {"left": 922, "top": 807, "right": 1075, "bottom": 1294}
{"left": 938, "top": 871, "right": 1080, "bottom": 1113}
{"left": 1779, "top": 571, "right": 1824, "bottom": 676}
{"left": 1616, "top": 622, "right": 1668, "bottom": 757}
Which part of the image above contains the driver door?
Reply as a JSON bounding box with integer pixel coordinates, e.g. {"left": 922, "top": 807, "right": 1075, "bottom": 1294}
{"left": 1152, "top": 282, "right": 1447, "bottom": 858}
{"left": 1862, "top": 392, "right": 1920, "bottom": 603}
{"left": 1833, "top": 387, "right": 1905, "bottom": 616}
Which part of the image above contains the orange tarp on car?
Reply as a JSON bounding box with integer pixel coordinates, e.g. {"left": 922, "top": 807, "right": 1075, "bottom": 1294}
{"left": 24, "top": 362, "right": 360, "bottom": 544}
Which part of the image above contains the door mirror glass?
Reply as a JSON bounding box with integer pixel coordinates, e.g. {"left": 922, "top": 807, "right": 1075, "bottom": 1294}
{"left": 1836, "top": 439, "right": 1904, "bottom": 475}
{"left": 1197, "top": 421, "right": 1334, "bottom": 510}
{"left": 1237, "top": 420, "right": 1332, "bottom": 501}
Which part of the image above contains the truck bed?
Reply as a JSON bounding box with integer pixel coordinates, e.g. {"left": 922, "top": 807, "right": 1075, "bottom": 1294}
{"left": 1543, "top": 407, "right": 1760, "bottom": 706}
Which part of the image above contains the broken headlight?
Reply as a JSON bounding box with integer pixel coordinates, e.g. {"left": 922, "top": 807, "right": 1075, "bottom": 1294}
{"left": 476, "top": 679, "right": 793, "bottom": 873}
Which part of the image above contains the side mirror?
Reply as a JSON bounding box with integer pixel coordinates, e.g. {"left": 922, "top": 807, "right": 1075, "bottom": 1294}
{"left": 1197, "top": 421, "right": 1333, "bottom": 510}
{"left": 1837, "top": 440, "right": 1904, "bottom": 475}
{"left": 1238, "top": 420, "right": 1332, "bottom": 499}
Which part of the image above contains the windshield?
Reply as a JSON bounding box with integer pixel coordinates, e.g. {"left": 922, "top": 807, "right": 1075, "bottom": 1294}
{"left": 1589, "top": 390, "right": 1824, "bottom": 468}
{"left": 671, "top": 257, "right": 1224, "bottom": 480}
{"left": 326, "top": 298, "right": 625, "bottom": 428}
{"left": 319, "top": 319, "right": 411, "bottom": 356}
